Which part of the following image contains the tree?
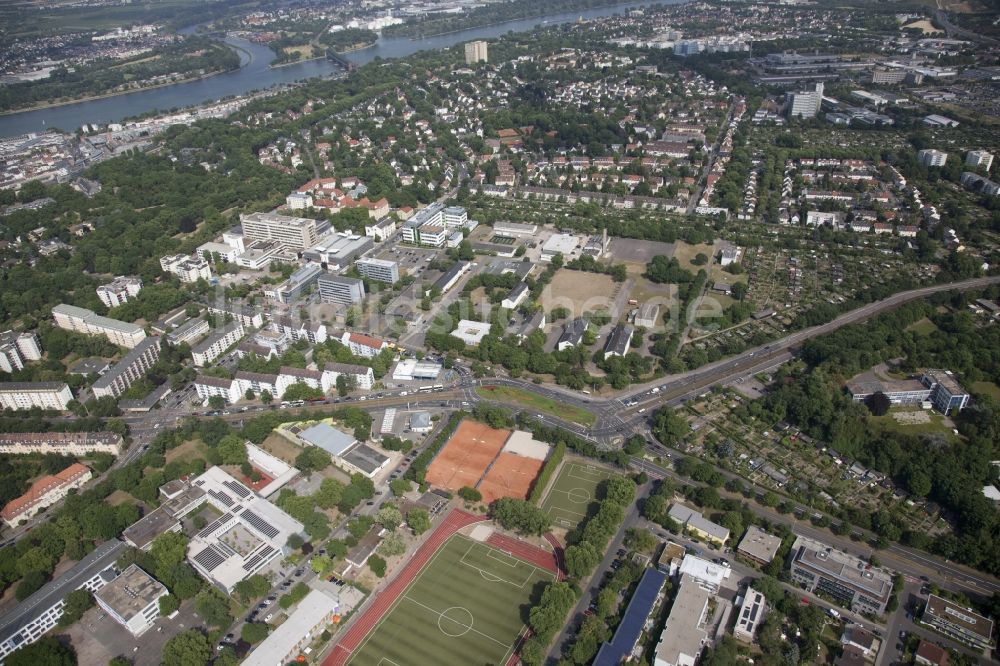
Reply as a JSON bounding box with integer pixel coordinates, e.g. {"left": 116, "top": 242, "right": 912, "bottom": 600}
{"left": 389, "top": 478, "right": 412, "bottom": 497}
{"left": 623, "top": 527, "right": 658, "bottom": 554}
{"left": 241, "top": 622, "right": 270, "bottom": 644}
{"left": 407, "top": 508, "right": 431, "bottom": 535}
{"left": 864, "top": 391, "right": 891, "bottom": 417}
{"left": 490, "top": 498, "right": 551, "bottom": 535}
{"left": 5, "top": 637, "right": 76, "bottom": 666}
{"left": 244, "top": 388, "right": 255, "bottom": 401}
{"left": 314, "top": 478, "right": 345, "bottom": 509}
{"left": 378, "top": 532, "right": 405, "bottom": 557}
{"left": 217, "top": 435, "right": 247, "bottom": 465}
{"left": 260, "top": 390, "right": 273, "bottom": 404}
{"left": 376, "top": 505, "right": 402, "bottom": 531}
{"left": 58, "top": 588, "right": 93, "bottom": 627}
{"left": 457, "top": 486, "right": 482, "bottom": 502}
{"left": 233, "top": 575, "right": 270, "bottom": 605}
{"left": 311, "top": 555, "right": 333, "bottom": 575}
{"left": 194, "top": 588, "right": 232, "bottom": 628}
{"left": 150, "top": 532, "right": 189, "bottom": 581}
{"left": 296, "top": 447, "right": 331, "bottom": 474}
{"left": 208, "top": 395, "right": 226, "bottom": 409}
{"left": 336, "top": 374, "right": 356, "bottom": 397}
{"left": 161, "top": 630, "right": 211, "bottom": 666}
{"left": 368, "top": 554, "right": 387, "bottom": 577}
{"left": 159, "top": 594, "right": 180, "bottom": 616}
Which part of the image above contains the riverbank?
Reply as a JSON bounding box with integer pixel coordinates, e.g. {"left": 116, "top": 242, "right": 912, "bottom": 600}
{"left": 0, "top": 65, "right": 240, "bottom": 117}
{"left": 335, "top": 40, "right": 378, "bottom": 54}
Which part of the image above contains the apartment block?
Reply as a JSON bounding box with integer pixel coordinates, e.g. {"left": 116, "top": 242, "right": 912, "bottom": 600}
{"left": 789, "top": 536, "right": 892, "bottom": 615}
{"left": 0, "top": 382, "right": 74, "bottom": 411}
{"left": 0, "top": 330, "right": 42, "bottom": 373}
{"left": 191, "top": 321, "right": 245, "bottom": 367}
{"left": 160, "top": 254, "right": 212, "bottom": 283}
{"left": 317, "top": 274, "right": 366, "bottom": 305}
{"left": 355, "top": 258, "right": 400, "bottom": 284}
{"left": 322, "top": 362, "right": 375, "bottom": 390}
{"left": 734, "top": 588, "right": 767, "bottom": 643}
{"left": 341, "top": 331, "right": 386, "bottom": 358}
{"left": 96, "top": 276, "right": 143, "bottom": 308}
{"left": 917, "top": 149, "right": 948, "bottom": 167}
{"left": 52, "top": 304, "right": 146, "bottom": 348}
{"left": 94, "top": 564, "right": 167, "bottom": 637}
{"left": 239, "top": 212, "right": 322, "bottom": 250}
{"left": 464, "top": 40, "right": 488, "bottom": 64}
{"left": 2, "top": 463, "right": 91, "bottom": 527}
{"left": 922, "top": 594, "right": 994, "bottom": 650}
{"left": 0, "top": 431, "right": 123, "bottom": 457}
{"left": 195, "top": 375, "right": 241, "bottom": 404}
{"left": 91, "top": 337, "right": 161, "bottom": 399}
{"left": 966, "top": 150, "right": 994, "bottom": 171}
{"left": 364, "top": 216, "right": 397, "bottom": 242}
{"left": 668, "top": 503, "right": 730, "bottom": 545}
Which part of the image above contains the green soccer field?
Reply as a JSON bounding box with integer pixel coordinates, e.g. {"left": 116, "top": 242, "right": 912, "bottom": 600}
{"left": 347, "top": 535, "right": 554, "bottom": 666}
{"left": 539, "top": 461, "right": 616, "bottom": 531}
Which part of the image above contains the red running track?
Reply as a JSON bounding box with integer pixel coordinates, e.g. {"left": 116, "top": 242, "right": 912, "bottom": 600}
{"left": 323, "top": 509, "right": 485, "bottom": 666}
{"left": 543, "top": 532, "right": 567, "bottom": 581}
{"left": 486, "top": 532, "right": 560, "bottom": 576}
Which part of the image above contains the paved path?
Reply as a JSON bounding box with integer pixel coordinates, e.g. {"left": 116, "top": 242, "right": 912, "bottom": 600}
{"left": 323, "top": 508, "right": 485, "bottom": 666}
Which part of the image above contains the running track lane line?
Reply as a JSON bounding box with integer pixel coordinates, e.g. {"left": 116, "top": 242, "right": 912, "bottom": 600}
{"left": 322, "top": 508, "right": 486, "bottom": 666}
{"left": 543, "top": 532, "right": 567, "bottom": 581}
{"left": 485, "top": 533, "right": 559, "bottom": 576}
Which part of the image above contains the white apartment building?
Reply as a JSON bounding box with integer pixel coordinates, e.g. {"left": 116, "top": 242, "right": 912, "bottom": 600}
{"left": 733, "top": 588, "right": 767, "bottom": 643}
{"left": 94, "top": 564, "right": 167, "bottom": 637}
{"left": 356, "top": 258, "right": 400, "bottom": 284}
{"left": 464, "top": 40, "right": 488, "bottom": 64}
{"left": 322, "top": 362, "right": 375, "bottom": 390}
{"left": 160, "top": 254, "right": 213, "bottom": 284}
{"left": 364, "top": 216, "right": 397, "bottom": 242}
{"left": 239, "top": 212, "right": 322, "bottom": 250}
{"left": 918, "top": 149, "right": 948, "bottom": 167}
{"left": 191, "top": 321, "right": 245, "bottom": 367}
{"left": 966, "top": 149, "right": 994, "bottom": 171}
{"left": 96, "top": 276, "right": 143, "bottom": 308}
{"left": 0, "top": 431, "right": 123, "bottom": 456}
{"left": 91, "top": 337, "right": 161, "bottom": 399}
{"left": 197, "top": 241, "right": 239, "bottom": 264}
{"left": 52, "top": 304, "right": 146, "bottom": 348}
{"left": 341, "top": 331, "right": 387, "bottom": 358}
{"left": 788, "top": 83, "right": 824, "bottom": 119}
{"left": 194, "top": 375, "right": 242, "bottom": 404}
{"left": 276, "top": 366, "right": 330, "bottom": 396}
{"left": 0, "top": 330, "right": 42, "bottom": 373}
{"left": 0, "top": 382, "right": 74, "bottom": 411}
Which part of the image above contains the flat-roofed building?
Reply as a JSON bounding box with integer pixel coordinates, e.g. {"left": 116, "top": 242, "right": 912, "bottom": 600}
{"left": 303, "top": 233, "right": 373, "bottom": 270}
{"left": 391, "top": 359, "right": 442, "bottom": 381}
{"left": 737, "top": 526, "right": 783, "bottom": 565}
{"left": 451, "top": 319, "right": 491, "bottom": 346}
{"left": 94, "top": 564, "right": 167, "bottom": 637}
{"left": 52, "top": 304, "right": 146, "bottom": 348}
{"left": 166, "top": 317, "right": 209, "bottom": 347}
{"left": 92, "top": 337, "right": 162, "bottom": 399}
{"left": 634, "top": 303, "right": 660, "bottom": 328}
{"left": 541, "top": 233, "right": 580, "bottom": 262}
{"left": 96, "top": 276, "right": 142, "bottom": 308}
{"left": 921, "top": 369, "right": 970, "bottom": 414}
{"left": 966, "top": 149, "right": 994, "bottom": 171}
{"left": 0, "top": 431, "right": 122, "bottom": 457}
{"left": 239, "top": 212, "right": 322, "bottom": 250}
{"left": 186, "top": 467, "right": 303, "bottom": 593}
{"left": 668, "top": 503, "right": 730, "bottom": 545}
{"left": 734, "top": 588, "right": 767, "bottom": 643}
{"left": 654, "top": 573, "right": 712, "bottom": 666}
{"left": 2, "top": 463, "right": 91, "bottom": 527}
{"left": 678, "top": 555, "right": 732, "bottom": 593}
{"left": 356, "top": 258, "right": 399, "bottom": 284}
{"left": 191, "top": 321, "right": 244, "bottom": 367}
{"left": 493, "top": 221, "right": 538, "bottom": 237}
{"left": 242, "top": 590, "right": 338, "bottom": 666}
{"left": 0, "top": 382, "right": 74, "bottom": 411}
{"left": 922, "top": 594, "right": 994, "bottom": 649}
{"left": 266, "top": 263, "right": 323, "bottom": 304}
{"left": 317, "top": 274, "right": 366, "bottom": 305}
{"left": 594, "top": 568, "right": 667, "bottom": 666}
{"left": 122, "top": 484, "right": 205, "bottom": 550}
{"left": 160, "top": 254, "right": 212, "bottom": 284}
{"left": 0, "top": 540, "right": 125, "bottom": 662}
{"left": 789, "top": 536, "right": 892, "bottom": 615}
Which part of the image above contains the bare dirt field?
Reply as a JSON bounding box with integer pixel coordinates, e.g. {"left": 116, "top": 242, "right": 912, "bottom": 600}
{"left": 478, "top": 453, "right": 544, "bottom": 504}
{"left": 425, "top": 420, "right": 509, "bottom": 492}
{"left": 608, "top": 237, "right": 675, "bottom": 263}
{"left": 260, "top": 432, "right": 303, "bottom": 465}
{"left": 541, "top": 269, "right": 618, "bottom": 315}
{"left": 164, "top": 439, "right": 207, "bottom": 465}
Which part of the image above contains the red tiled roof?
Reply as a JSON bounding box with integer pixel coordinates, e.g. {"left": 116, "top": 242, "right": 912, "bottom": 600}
{"left": 2, "top": 463, "right": 90, "bottom": 521}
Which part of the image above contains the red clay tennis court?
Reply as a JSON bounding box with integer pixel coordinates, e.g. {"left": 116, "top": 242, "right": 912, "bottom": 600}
{"left": 478, "top": 452, "right": 545, "bottom": 503}
{"left": 425, "top": 420, "right": 510, "bottom": 492}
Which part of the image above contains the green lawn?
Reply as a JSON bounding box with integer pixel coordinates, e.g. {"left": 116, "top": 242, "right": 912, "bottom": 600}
{"left": 475, "top": 386, "right": 596, "bottom": 426}
{"left": 347, "top": 535, "right": 553, "bottom": 666}
{"left": 905, "top": 317, "right": 939, "bottom": 336}
{"left": 869, "top": 409, "right": 958, "bottom": 440}
{"left": 971, "top": 381, "right": 1000, "bottom": 402}
{"left": 539, "top": 461, "right": 615, "bottom": 531}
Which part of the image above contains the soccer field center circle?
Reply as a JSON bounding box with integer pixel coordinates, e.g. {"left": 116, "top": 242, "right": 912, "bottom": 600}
{"left": 437, "top": 606, "right": 475, "bottom": 637}
{"left": 566, "top": 486, "right": 591, "bottom": 504}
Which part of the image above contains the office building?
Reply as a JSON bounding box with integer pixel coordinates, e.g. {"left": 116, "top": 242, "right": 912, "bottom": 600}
{"left": 191, "top": 321, "right": 245, "bottom": 367}
{"left": 788, "top": 83, "right": 824, "bottom": 118}
{"left": 160, "top": 254, "right": 212, "bottom": 284}
{"left": 922, "top": 594, "right": 994, "bottom": 649}
{"left": 237, "top": 239, "right": 282, "bottom": 270}
{"left": 242, "top": 590, "right": 338, "bottom": 666}
{"left": 541, "top": 233, "right": 580, "bottom": 262}
{"left": 186, "top": 467, "right": 304, "bottom": 593}
{"left": 197, "top": 241, "right": 239, "bottom": 264}
{"left": 674, "top": 39, "right": 704, "bottom": 56}
{"left": 302, "top": 233, "right": 373, "bottom": 269}
{"left": 0, "top": 382, "right": 74, "bottom": 411}
{"left": 52, "top": 304, "right": 146, "bottom": 348}
{"left": 737, "top": 526, "right": 783, "bottom": 565}
{"left": 443, "top": 206, "right": 468, "bottom": 228}
{"left": 789, "top": 536, "right": 892, "bottom": 615}
{"left": 341, "top": 331, "right": 386, "bottom": 358}
{"left": 464, "top": 40, "right": 488, "bottom": 64}
{"left": 871, "top": 67, "right": 907, "bottom": 84}
{"left": 0, "top": 330, "right": 42, "bottom": 373}
{"left": 94, "top": 564, "right": 167, "bottom": 637}
{"left": 317, "top": 274, "right": 366, "bottom": 305}
{"left": 847, "top": 368, "right": 968, "bottom": 414}
{"left": 356, "top": 258, "right": 400, "bottom": 284}
{"left": 654, "top": 574, "right": 712, "bottom": 666}
{"left": 96, "top": 276, "right": 142, "bottom": 308}
{"left": 594, "top": 568, "right": 668, "bottom": 666}
{"left": 266, "top": 263, "right": 323, "bottom": 304}
{"left": 965, "top": 149, "right": 994, "bottom": 172}
{"left": 733, "top": 588, "right": 767, "bottom": 643}
{"left": 91, "top": 337, "right": 161, "bottom": 399}
{"left": 918, "top": 149, "right": 949, "bottom": 167}
{"left": 450, "top": 320, "right": 492, "bottom": 346}
{"left": 322, "top": 362, "right": 375, "bottom": 390}
{"left": 122, "top": 483, "right": 206, "bottom": 551}
{"left": 401, "top": 221, "right": 447, "bottom": 247}
{"left": 239, "top": 212, "right": 323, "bottom": 250}
{"left": 0, "top": 540, "right": 126, "bottom": 662}
{"left": 922, "top": 369, "right": 970, "bottom": 413}
{"left": 0, "top": 431, "right": 123, "bottom": 457}
{"left": 668, "top": 503, "right": 731, "bottom": 545}
{"left": 2, "top": 463, "right": 91, "bottom": 527}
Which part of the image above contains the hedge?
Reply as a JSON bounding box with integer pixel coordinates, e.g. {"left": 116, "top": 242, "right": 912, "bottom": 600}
{"left": 528, "top": 441, "right": 566, "bottom": 504}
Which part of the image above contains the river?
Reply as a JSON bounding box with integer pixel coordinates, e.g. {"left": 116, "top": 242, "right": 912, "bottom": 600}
{"left": 0, "top": 0, "right": 666, "bottom": 138}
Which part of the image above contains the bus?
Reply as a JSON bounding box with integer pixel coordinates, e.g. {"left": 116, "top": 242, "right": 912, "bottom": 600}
{"left": 418, "top": 386, "right": 434, "bottom": 393}
{"left": 432, "top": 384, "right": 445, "bottom": 391}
